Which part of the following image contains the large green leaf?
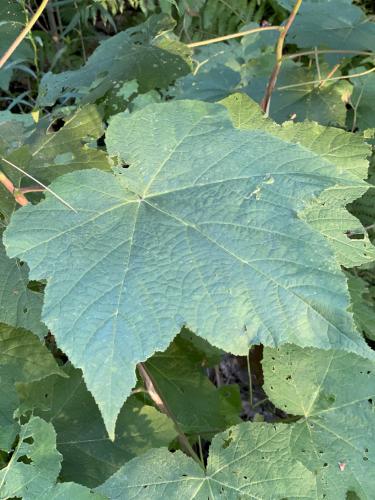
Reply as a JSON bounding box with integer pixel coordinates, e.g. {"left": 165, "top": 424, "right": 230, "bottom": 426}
{"left": 5, "top": 100, "right": 374, "bottom": 437}
{"left": 287, "top": 2, "right": 375, "bottom": 52}
{"left": 223, "top": 93, "right": 375, "bottom": 267}
{"left": 18, "top": 364, "right": 175, "bottom": 488}
{"left": 96, "top": 422, "right": 316, "bottom": 499}
{"left": 0, "top": 231, "right": 46, "bottom": 337}
{"left": 37, "top": 15, "right": 190, "bottom": 107}
{"left": 263, "top": 346, "right": 375, "bottom": 499}
{"left": 144, "top": 334, "right": 241, "bottom": 437}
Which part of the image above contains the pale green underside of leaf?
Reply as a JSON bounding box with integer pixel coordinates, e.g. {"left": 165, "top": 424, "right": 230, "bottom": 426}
{"left": 96, "top": 422, "right": 317, "bottom": 499}
{"left": 0, "top": 231, "right": 46, "bottom": 337}
{"left": 5, "top": 100, "right": 374, "bottom": 438}
{"left": 263, "top": 346, "right": 375, "bottom": 499}
{"left": 223, "top": 93, "right": 375, "bottom": 267}
{"left": 18, "top": 364, "right": 175, "bottom": 488}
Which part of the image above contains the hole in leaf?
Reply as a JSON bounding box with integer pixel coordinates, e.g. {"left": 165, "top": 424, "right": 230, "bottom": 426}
{"left": 23, "top": 437, "right": 34, "bottom": 445}
{"left": 222, "top": 437, "right": 233, "bottom": 449}
{"left": 17, "top": 455, "right": 32, "bottom": 464}
{"left": 23, "top": 307, "right": 28, "bottom": 314}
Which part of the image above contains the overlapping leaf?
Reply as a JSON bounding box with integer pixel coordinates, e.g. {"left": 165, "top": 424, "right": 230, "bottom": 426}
{"left": 349, "top": 70, "right": 375, "bottom": 131}
{"left": 287, "top": 2, "right": 375, "bottom": 52}
{"left": 263, "top": 346, "right": 375, "bottom": 499}
{"left": 0, "top": 231, "right": 46, "bottom": 337}
{"left": 347, "top": 273, "right": 375, "bottom": 341}
{"left": 223, "top": 93, "right": 375, "bottom": 267}
{"left": 37, "top": 15, "right": 190, "bottom": 108}
{"left": 5, "top": 100, "right": 373, "bottom": 438}
{"left": 96, "top": 422, "right": 316, "bottom": 499}
{"left": 144, "top": 333, "right": 241, "bottom": 437}
{"left": 0, "top": 417, "right": 104, "bottom": 500}
{"left": 0, "top": 324, "right": 62, "bottom": 451}
{"left": 18, "top": 364, "right": 175, "bottom": 488}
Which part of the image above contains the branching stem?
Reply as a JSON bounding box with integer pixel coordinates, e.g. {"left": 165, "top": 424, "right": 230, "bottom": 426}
{"left": 0, "top": 171, "right": 29, "bottom": 206}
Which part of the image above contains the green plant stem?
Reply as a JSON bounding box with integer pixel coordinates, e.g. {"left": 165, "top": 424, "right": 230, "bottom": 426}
{"left": 261, "top": 0, "right": 303, "bottom": 115}
{"left": 0, "top": 0, "right": 50, "bottom": 69}
{"left": 138, "top": 362, "right": 204, "bottom": 469}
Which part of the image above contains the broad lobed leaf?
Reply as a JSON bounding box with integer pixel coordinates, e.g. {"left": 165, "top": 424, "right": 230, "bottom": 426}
{"left": 4, "top": 100, "right": 374, "bottom": 437}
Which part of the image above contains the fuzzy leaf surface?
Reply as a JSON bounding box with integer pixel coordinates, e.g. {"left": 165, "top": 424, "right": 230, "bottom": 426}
{"left": 223, "top": 93, "right": 375, "bottom": 267}
{"left": 4, "top": 100, "right": 373, "bottom": 437}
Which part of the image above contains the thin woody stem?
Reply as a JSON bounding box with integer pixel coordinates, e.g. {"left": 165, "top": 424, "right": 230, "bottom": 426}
{"left": 187, "top": 25, "right": 282, "bottom": 48}
{"left": 138, "top": 362, "right": 204, "bottom": 468}
{"left": 0, "top": 0, "right": 50, "bottom": 69}
{"left": 261, "top": 0, "right": 303, "bottom": 115}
